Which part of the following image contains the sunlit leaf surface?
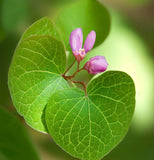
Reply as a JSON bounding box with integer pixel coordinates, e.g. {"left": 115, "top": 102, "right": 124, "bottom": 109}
{"left": 8, "top": 36, "right": 69, "bottom": 132}
{"left": 46, "top": 71, "right": 135, "bottom": 160}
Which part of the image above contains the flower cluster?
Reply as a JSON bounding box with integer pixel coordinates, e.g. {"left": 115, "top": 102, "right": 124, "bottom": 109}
{"left": 63, "top": 28, "right": 108, "bottom": 95}
{"left": 70, "top": 28, "right": 108, "bottom": 75}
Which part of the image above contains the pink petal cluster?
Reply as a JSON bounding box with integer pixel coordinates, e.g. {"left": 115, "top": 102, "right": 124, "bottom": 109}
{"left": 70, "top": 28, "right": 96, "bottom": 62}
{"left": 70, "top": 28, "right": 108, "bottom": 75}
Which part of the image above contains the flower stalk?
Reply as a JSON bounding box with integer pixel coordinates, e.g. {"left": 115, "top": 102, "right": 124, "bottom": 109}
{"left": 62, "top": 28, "right": 108, "bottom": 95}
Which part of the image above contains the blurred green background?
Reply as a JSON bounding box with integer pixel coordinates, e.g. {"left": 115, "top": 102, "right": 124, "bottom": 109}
{"left": 0, "top": 0, "right": 154, "bottom": 160}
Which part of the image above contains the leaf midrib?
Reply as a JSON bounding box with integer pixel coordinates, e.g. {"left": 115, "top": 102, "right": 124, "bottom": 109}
{"left": 51, "top": 91, "right": 113, "bottom": 159}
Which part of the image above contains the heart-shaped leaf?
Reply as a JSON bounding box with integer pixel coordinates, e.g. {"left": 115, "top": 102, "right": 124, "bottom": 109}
{"left": 8, "top": 17, "right": 70, "bottom": 133}
{"left": 45, "top": 71, "right": 135, "bottom": 160}
{"left": 8, "top": 35, "right": 69, "bottom": 132}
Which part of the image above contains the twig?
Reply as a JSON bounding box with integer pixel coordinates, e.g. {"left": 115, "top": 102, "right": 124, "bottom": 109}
{"left": 71, "top": 80, "right": 87, "bottom": 96}
{"left": 63, "top": 60, "right": 76, "bottom": 76}
{"left": 63, "top": 68, "right": 84, "bottom": 80}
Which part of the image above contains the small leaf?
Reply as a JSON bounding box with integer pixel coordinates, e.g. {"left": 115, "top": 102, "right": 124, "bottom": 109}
{"left": 54, "top": 0, "right": 110, "bottom": 51}
{"left": 8, "top": 35, "right": 69, "bottom": 132}
{"left": 0, "top": 107, "right": 40, "bottom": 160}
{"left": 45, "top": 71, "right": 135, "bottom": 160}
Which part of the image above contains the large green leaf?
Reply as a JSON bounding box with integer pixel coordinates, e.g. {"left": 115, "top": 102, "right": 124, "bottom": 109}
{"left": 45, "top": 71, "right": 135, "bottom": 160}
{"left": 0, "top": 107, "right": 40, "bottom": 160}
{"left": 8, "top": 35, "right": 69, "bottom": 133}
{"left": 80, "top": 10, "right": 154, "bottom": 132}
{"left": 54, "top": 0, "right": 110, "bottom": 51}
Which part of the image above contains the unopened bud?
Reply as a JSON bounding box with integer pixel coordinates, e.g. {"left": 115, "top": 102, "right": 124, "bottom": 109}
{"left": 84, "top": 56, "right": 108, "bottom": 75}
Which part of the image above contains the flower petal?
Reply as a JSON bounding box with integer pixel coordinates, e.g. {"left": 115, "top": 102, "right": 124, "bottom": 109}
{"left": 83, "top": 31, "right": 96, "bottom": 53}
{"left": 73, "top": 49, "right": 86, "bottom": 62}
{"left": 69, "top": 28, "right": 83, "bottom": 51}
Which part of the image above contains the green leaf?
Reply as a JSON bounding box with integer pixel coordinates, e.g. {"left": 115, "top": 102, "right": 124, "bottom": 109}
{"left": 8, "top": 35, "right": 69, "bottom": 133}
{"left": 0, "top": 107, "right": 40, "bottom": 160}
{"left": 45, "top": 71, "right": 135, "bottom": 160}
{"left": 54, "top": 0, "right": 110, "bottom": 51}
{"left": 20, "top": 17, "right": 63, "bottom": 43}
{"left": 81, "top": 10, "right": 154, "bottom": 132}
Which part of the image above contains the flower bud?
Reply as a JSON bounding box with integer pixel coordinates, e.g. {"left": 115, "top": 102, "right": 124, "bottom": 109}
{"left": 84, "top": 56, "right": 108, "bottom": 75}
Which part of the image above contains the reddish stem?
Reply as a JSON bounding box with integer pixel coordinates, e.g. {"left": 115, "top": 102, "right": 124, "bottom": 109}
{"left": 63, "top": 68, "right": 84, "bottom": 80}
{"left": 62, "top": 61, "right": 87, "bottom": 96}
{"left": 71, "top": 80, "right": 87, "bottom": 96}
{"left": 63, "top": 60, "right": 76, "bottom": 76}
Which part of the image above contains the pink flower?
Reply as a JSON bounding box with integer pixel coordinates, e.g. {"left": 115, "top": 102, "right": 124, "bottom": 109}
{"left": 70, "top": 28, "right": 96, "bottom": 62}
{"left": 84, "top": 56, "right": 108, "bottom": 75}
